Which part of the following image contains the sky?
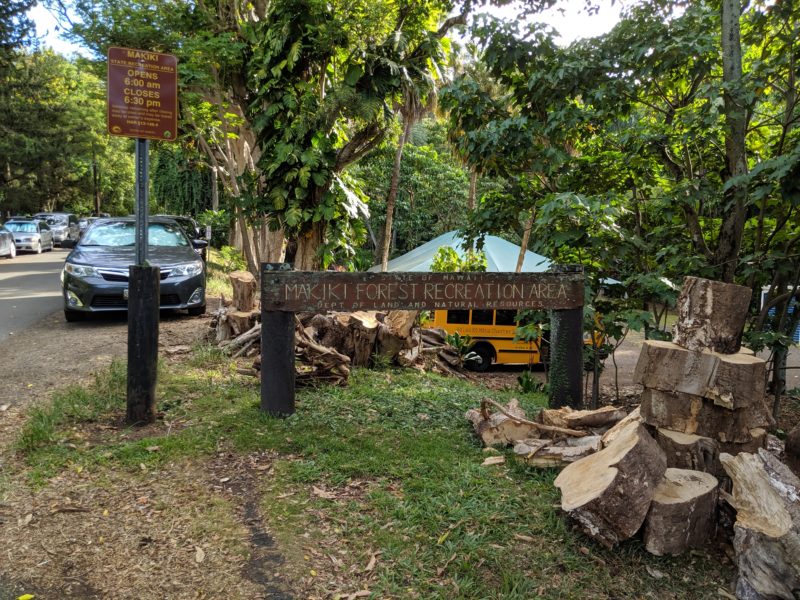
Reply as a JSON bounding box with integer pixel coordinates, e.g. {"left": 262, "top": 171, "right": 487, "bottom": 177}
{"left": 29, "top": 1, "right": 625, "bottom": 57}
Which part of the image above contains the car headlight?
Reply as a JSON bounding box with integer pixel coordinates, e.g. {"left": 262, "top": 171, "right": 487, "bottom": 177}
{"left": 170, "top": 262, "right": 204, "bottom": 277}
{"left": 64, "top": 263, "right": 99, "bottom": 278}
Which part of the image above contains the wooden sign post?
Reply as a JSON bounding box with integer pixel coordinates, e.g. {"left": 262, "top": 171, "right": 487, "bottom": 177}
{"left": 260, "top": 266, "right": 585, "bottom": 416}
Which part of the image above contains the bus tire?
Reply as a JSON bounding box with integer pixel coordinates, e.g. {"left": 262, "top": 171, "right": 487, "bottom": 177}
{"left": 466, "top": 344, "right": 493, "bottom": 372}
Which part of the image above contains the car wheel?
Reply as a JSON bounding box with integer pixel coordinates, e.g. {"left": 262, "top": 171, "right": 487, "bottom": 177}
{"left": 465, "top": 344, "right": 493, "bottom": 372}
{"left": 35, "top": 241, "right": 42, "bottom": 254}
{"left": 187, "top": 305, "right": 206, "bottom": 317}
{"left": 8, "top": 244, "right": 15, "bottom": 259}
{"left": 64, "top": 309, "right": 85, "bottom": 322}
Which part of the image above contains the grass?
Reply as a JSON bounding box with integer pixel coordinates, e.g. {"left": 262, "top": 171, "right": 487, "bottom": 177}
{"left": 12, "top": 349, "right": 735, "bottom": 599}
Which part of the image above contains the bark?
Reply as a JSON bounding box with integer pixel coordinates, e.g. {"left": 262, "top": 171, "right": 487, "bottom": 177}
{"left": 468, "top": 167, "right": 478, "bottom": 211}
{"left": 671, "top": 276, "right": 751, "bottom": 354}
{"left": 601, "top": 407, "right": 643, "bottom": 448}
{"left": 554, "top": 423, "right": 667, "bottom": 548}
{"left": 513, "top": 436, "right": 601, "bottom": 468}
{"left": 294, "top": 220, "right": 325, "bottom": 271}
{"left": 349, "top": 312, "right": 380, "bottom": 367}
{"left": 717, "top": 0, "right": 749, "bottom": 283}
{"left": 516, "top": 210, "right": 534, "bottom": 273}
{"left": 721, "top": 449, "right": 800, "bottom": 599}
{"left": 634, "top": 340, "right": 766, "bottom": 409}
{"left": 643, "top": 468, "right": 718, "bottom": 556}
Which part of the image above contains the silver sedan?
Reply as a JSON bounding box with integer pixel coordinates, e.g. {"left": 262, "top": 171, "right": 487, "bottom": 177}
{"left": 3, "top": 219, "right": 55, "bottom": 253}
{"left": 0, "top": 225, "right": 16, "bottom": 258}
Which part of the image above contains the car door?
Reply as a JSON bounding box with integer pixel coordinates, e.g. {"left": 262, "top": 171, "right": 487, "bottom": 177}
{"left": 39, "top": 222, "right": 53, "bottom": 247}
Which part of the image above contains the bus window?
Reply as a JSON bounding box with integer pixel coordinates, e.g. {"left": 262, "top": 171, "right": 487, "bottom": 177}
{"left": 447, "top": 309, "right": 470, "bottom": 324}
{"left": 471, "top": 310, "right": 493, "bottom": 325}
{"left": 495, "top": 310, "right": 517, "bottom": 326}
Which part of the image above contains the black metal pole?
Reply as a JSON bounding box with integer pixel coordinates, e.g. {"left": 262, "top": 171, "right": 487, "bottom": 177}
{"left": 550, "top": 265, "right": 584, "bottom": 409}
{"left": 127, "top": 265, "right": 160, "bottom": 424}
{"left": 261, "top": 263, "right": 295, "bottom": 416}
{"left": 127, "top": 138, "right": 160, "bottom": 425}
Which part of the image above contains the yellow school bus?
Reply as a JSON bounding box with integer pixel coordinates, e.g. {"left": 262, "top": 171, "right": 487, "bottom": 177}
{"left": 428, "top": 309, "right": 543, "bottom": 371}
{"left": 427, "top": 309, "right": 603, "bottom": 371}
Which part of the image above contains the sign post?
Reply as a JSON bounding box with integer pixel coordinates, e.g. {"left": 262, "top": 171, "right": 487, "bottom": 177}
{"left": 260, "top": 268, "right": 585, "bottom": 415}
{"left": 107, "top": 47, "right": 178, "bottom": 425}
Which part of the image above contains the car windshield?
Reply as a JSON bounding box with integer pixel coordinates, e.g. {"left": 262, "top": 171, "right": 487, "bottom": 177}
{"left": 36, "top": 215, "right": 66, "bottom": 225}
{"left": 80, "top": 222, "right": 190, "bottom": 247}
{"left": 5, "top": 222, "right": 37, "bottom": 233}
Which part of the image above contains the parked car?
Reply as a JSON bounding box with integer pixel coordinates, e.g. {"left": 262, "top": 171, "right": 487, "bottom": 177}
{"left": 77, "top": 216, "right": 98, "bottom": 237}
{"left": 0, "top": 225, "right": 16, "bottom": 259}
{"left": 3, "top": 219, "right": 55, "bottom": 253}
{"left": 60, "top": 217, "right": 208, "bottom": 322}
{"left": 33, "top": 212, "right": 79, "bottom": 246}
{"left": 154, "top": 214, "right": 207, "bottom": 260}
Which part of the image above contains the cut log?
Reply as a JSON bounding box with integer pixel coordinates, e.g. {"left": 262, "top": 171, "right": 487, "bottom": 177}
{"left": 466, "top": 399, "right": 537, "bottom": 447}
{"left": 671, "top": 276, "right": 751, "bottom": 354}
{"left": 228, "top": 310, "right": 259, "bottom": 336}
{"left": 554, "top": 423, "right": 667, "bottom": 548}
{"left": 601, "top": 407, "right": 642, "bottom": 448}
{"left": 294, "top": 319, "right": 351, "bottom": 386}
{"left": 634, "top": 340, "right": 766, "bottom": 409}
{"left": 655, "top": 428, "right": 720, "bottom": 475}
{"left": 349, "top": 312, "right": 380, "bottom": 367}
{"left": 719, "top": 428, "right": 767, "bottom": 457}
{"left": 643, "top": 468, "right": 718, "bottom": 556}
{"left": 721, "top": 449, "right": 800, "bottom": 600}
{"left": 230, "top": 270, "right": 258, "bottom": 312}
{"left": 384, "top": 310, "right": 418, "bottom": 339}
{"left": 514, "top": 436, "right": 602, "bottom": 468}
{"left": 640, "top": 388, "right": 773, "bottom": 443}
{"left": 421, "top": 327, "right": 447, "bottom": 347}
{"left": 563, "top": 406, "right": 627, "bottom": 430}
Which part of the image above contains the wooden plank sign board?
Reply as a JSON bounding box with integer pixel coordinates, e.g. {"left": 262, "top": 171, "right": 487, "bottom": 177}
{"left": 261, "top": 270, "right": 584, "bottom": 312}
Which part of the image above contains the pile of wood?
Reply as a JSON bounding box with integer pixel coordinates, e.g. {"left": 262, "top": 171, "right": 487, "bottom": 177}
{"left": 551, "top": 278, "right": 788, "bottom": 562}
{"left": 465, "top": 399, "right": 629, "bottom": 468}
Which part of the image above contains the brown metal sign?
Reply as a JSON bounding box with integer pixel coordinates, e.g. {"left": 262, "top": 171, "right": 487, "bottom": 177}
{"left": 261, "top": 269, "right": 584, "bottom": 312}
{"left": 107, "top": 47, "right": 178, "bottom": 141}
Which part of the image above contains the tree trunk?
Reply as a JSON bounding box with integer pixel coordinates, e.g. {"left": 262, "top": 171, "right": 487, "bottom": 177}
{"left": 380, "top": 118, "right": 412, "bottom": 271}
{"left": 468, "top": 167, "right": 478, "bottom": 211}
{"left": 716, "top": 0, "right": 749, "bottom": 283}
{"left": 236, "top": 210, "right": 259, "bottom": 276}
{"left": 516, "top": 210, "right": 534, "bottom": 273}
{"left": 654, "top": 428, "right": 721, "bottom": 476}
{"left": 294, "top": 220, "right": 325, "bottom": 271}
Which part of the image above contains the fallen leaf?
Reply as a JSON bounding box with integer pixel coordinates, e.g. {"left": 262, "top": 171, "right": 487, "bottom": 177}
{"left": 195, "top": 546, "right": 205, "bottom": 563}
{"left": 220, "top": 477, "right": 230, "bottom": 483}
{"left": 436, "top": 553, "right": 457, "bottom": 576}
{"left": 18, "top": 513, "right": 32, "bottom": 527}
{"left": 146, "top": 446, "right": 160, "bottom": 453}
{"left": 579, "top": 547, "right": 590, "bottom": 555}
{"left": 513, "top": 534, "right": 535, "bottom": 543}
{"left": 312, "top": 486, "right": 337, "bottom": 500}
{"left": 139, "top": 463, "right": 147, "bottom": 472}
{"left": 347, "top": 591, "right": 371, "bottom": 600}
{"left": 646, "top": 565, "right": 667, "bottom": 580}
{"left": 0, "top": 404, "right": 9, "bottom": 412}
{"left": 17, "top": 594, "right": 35, "bottom": 600}
{"left": 481, "top": 456, "right": 506, "bottom": 466}
{"left": 364, "top": 552, "right": 378, "bottom": 572}
{"left": 717, "top": 588, "right": 737, "bottom": 600}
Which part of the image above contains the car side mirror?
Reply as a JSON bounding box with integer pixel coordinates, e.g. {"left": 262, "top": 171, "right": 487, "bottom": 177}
{"left": 191, "top": 239, "right": 208, "bottom": 249}
{"left": 61, "top": 239, "right": 76, "bottom": 249}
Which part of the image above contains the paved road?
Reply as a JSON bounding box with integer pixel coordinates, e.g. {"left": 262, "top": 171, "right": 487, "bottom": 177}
{"left": 0, "top": 248, "right": 68, "bottom": 342}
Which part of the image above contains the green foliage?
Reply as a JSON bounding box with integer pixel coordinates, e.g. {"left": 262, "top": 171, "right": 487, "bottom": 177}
{"left": 431, "top": 245, "right": 487, "bottom": 272}
{"left": 152, "top": 145, "right": 214, "bottom": 217}
{"left": 0, "top": 50, "right": 134, "bottom": 215}
{"left": 216, "top": 245, "right": 247, "bottom": 273}
{"left": 197, "top": 209, "right": 230, "bottom": 247}
{"left": 518, "top": 370, "right": 546, "bottom": 394}
{"left": 445, "top": 331, "right": 473, "bottom": 357}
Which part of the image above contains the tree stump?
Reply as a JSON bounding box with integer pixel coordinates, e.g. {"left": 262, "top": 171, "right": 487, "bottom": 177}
{"left": 230, "top": 270, "right": 258, "bottom": 312}
{"left": 719, "top": 428, "right": 767, "bottom": 457}
{"left": 228, "top": 310, "right": 259, "bottom": 336}
{"left": 643, "top": 468, "right": 718, "bottom": 556}
{"left": 655, "top": 428, "right": 720, "bottom": 475}
{"left": 671, "top": 276, "right": 751, "bottom": 354}
{"left": 554, "top": 423, "right": 667, "bottom": 548}
{"left": 465, "top": 399, "right": 537, "bottom": 447}
{"left": 349, "top": 312, "right": 380, "bottom": 367}
{"left": 640, "top": 389, "right": 772, "bottom": 443}
{"left": 721, "top": 449, "right": 800, "bottom": 600}
{"left": 634, "top": 340, "right": 766, "bottom": 409}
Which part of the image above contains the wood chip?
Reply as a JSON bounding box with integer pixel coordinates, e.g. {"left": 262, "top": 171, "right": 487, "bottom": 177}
{"left": 195, "top": 546, "right": 205, "bottom": 563}
{"left": 481, "top": 456, "right": 506, "bottom": 467}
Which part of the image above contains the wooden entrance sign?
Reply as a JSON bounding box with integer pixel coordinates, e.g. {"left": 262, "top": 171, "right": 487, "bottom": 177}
{"left": 261, "top": 264, "right": 585, "bottom": 415}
